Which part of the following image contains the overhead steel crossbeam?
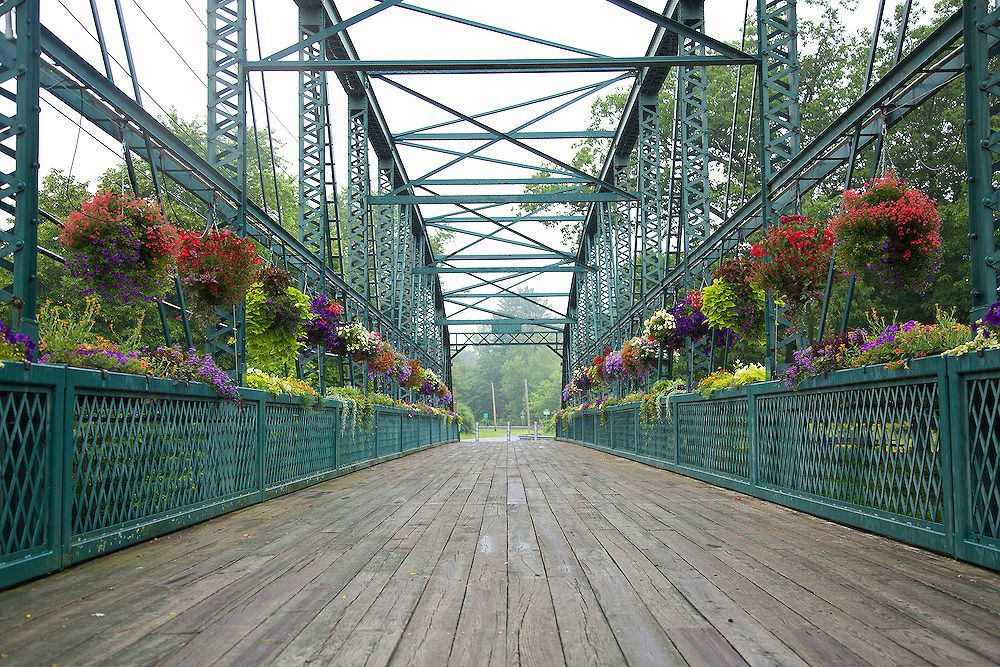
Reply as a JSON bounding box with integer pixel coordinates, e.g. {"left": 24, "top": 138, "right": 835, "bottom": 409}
{"left": 29, "top": 25, "right": 442, "bottom": 374}
{"left": 246, "top": 55, "right": 758, "bottom": 72}
{"left": 576, "top": 8, "right": 974, "bottom": 364}
{"left": 451, "top": 331, "right": 563, "bottom": 357}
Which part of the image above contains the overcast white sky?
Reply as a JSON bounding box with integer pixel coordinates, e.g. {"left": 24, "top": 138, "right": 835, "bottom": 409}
{"left": 38, "top": 1, "right": 936, "bottom": 325}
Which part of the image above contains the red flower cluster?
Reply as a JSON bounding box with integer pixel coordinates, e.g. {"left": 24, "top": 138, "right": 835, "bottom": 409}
{"left": 831, "top": 172, "right": 942, "bottom": 294}
{"left": 176, "top": 229, "right": 261, "bottom": 315}
{"left": 60, "top": 190, "right": 178, "bottom": 305}
{"left": 751, "top": 214, "right": 835, "bottom": 309}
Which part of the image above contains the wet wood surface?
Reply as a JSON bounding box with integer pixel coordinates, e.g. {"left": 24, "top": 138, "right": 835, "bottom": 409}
{"left": 2, "top": 438, "right": 999, "bottom": 666}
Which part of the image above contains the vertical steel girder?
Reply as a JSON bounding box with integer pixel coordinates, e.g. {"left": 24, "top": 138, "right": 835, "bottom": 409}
{"left": 634, "top": 90, "right": 663, "bottom": 306}
{"left": 393, "top": 204, "right": 412, "bottom": 330}
{"left": 758, "top": 0, "right": 803, "bottom": 372}
{"left": 964, "top": 0, "right": 1000, "bottom": 320}
{"left": 297, "top": 0, "right": 330, "bottom": 389}
{"left": 678, "top": 0, "right": 712, "bottom": 383}
{"left": 297, "top": 1, "right": 331, "bottom": 267}
{"left": 398, "top": 212, "right": 416, "bottom": 336}
{"left": 0, "top": 0, "right": 40, "bottom": 341}
{"left": 596, "top": 202, "right": 616, "bottom": 339}
{"left": 207, "top": 0, "right": 247, "bottom": 383}
{"left": 612, "top": 156, "right": 633, "bottom": 330}
{"left": 347, "top": 94, "right": 376, "bottom": 310}
{"left": 679, "top": 0, "right": 711, "bottom": 260}
{"left": 208, "top": 0, "right": 245, "bottom": 185}
{"left": 375, "top": 157, "right": 396, "bottom": 314}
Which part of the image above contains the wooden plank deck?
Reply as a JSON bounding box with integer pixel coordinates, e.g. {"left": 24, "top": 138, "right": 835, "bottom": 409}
{"left": 2, "top": 438, "right": 1000, "bottom": 666}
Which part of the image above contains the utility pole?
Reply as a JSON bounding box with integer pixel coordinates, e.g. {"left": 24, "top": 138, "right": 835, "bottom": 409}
{"left": 524, "top": 378, "right": 530, "bottom": 430}
{"left": 491, "top": 381, "right": 498, "bottom": 432}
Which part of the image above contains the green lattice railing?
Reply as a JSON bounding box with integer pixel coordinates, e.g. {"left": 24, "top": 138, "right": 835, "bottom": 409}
{"left": 0, "top": 364, "right": 458, "bottom": 589}
{"left": 558, "top": 352, "right": 1000, "bottom": 573}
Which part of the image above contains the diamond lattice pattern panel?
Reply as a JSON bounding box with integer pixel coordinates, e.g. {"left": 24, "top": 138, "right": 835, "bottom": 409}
{"left": 968, "top": 378, "right": 1000, "bottom": 540}
{"left": 611, "top": 409, "right": 636, "bottom": 453}
{"left": 677, "top": 399, "right": 751, "bottom": 480}
{"left": 0, "top": 390, "right": 49, "bottom": 557}
{"left": 72, "top": 393, "right": 257, "bottom": 537}
{"left": 264, "top": 404, "right": 337, "bottom": 488}
{"left": 757, "top": 382, "right": 942, "bottom": 524}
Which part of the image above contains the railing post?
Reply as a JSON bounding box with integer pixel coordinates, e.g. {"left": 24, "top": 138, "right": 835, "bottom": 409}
{"left": 943, "top": 354, "right": 962, "bottom": 560}
{"left": 255, "top": 393, "right": 266, "bottom": 500}
{"left": 506, "top": 422, "right": 511, "bottom": 441}
{"left": 747, "top": 384, "right": 759, "bottom": 488}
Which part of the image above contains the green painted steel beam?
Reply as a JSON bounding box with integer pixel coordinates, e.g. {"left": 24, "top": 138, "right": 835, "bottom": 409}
{"left": 392, "top": 2, "right": 604, "bottom": 58}
{"left": 395, "top": 142, "right": 582, "bottom": 178}
{"left": 398, "top": 73, "right": 630, "bottom": 136}
{"left": 424, "top": 224, "right": 559, "bottom": 254}
{"left": 605, "top": 0, "right": 756, "bottom": 62}
{"left": 433, "top": 253, "right": 571, "bottom": 262}
{"left": 369, "top": 192, "right": 632, "bottom": 204}
{"left": 437, "top": 318, "right": 576, "bottom": 326}
{"left": 415, "top": 265, "right": 590, "bottom": 273}
{"left": 443, "top": 292, "right": 567, "bottom": 298}
{"left": 245, "top": 55, "right": 758, "bottom": 72}
{"left": 379, "top": 75, "right": 636, "bottom": 200}
{"left": 416, "top": 179, "right": 589, "bottom": 187}
{"left": 425, "top": 215, "right": 587, "bottom": 222}
{"left": 265, "top": 0, "right": 404, "bottom": 63}
{"left": 392, "top": 131, "right": 616, "bottom": 140}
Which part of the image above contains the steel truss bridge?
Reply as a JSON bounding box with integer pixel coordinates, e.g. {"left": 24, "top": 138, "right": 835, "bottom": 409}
{"left": 0, "top": 0, "right": 998, "bottom": 394}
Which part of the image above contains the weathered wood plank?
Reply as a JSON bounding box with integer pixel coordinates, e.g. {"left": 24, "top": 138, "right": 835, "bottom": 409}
{"left": 3, "top": 439, "right": 1000, "bottom": 667}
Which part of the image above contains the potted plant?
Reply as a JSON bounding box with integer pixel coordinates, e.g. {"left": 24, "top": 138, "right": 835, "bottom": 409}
{"left": 619, "top": 335, "right": 658, "bottom": 380}
{"left": 751, "top": 214, "right": 836, "bottom": 316}
{"left": 245, "top": 267, "right": 310, "bottom": 375}
{"left": 175, "top": 229, "right": 261, "bottom": 319}
{"left": 337, "top": 321, "right": 380, "bottom": 362}
{"left": 643, "top": 309, "right": 682, "bottom": 350}
{"left": 59, "top": 189, "right": 178, "bottom": 305}
{"left": 831, "top": 171, "right": 942, "bottom": 293}
{"left": 301, "top": 293, "right": 344, "bottom": 350}
{"left": 701, "top": 258, "right": 765, "bottom": 345}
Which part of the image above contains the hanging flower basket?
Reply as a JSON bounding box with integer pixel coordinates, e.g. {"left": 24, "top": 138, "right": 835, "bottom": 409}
{"left": 670, "top": 291, "right": 712, "bottom": 340}
{"left": 337, "top": 321, "right": 381, "bottom": 362}
{"left": 301, "top": 293, "right": 343, "bottom": 349}
{"left": 620, "top": 335, "right": 658, "bottom": 379}
{"left": 176, "top": 229, "right": 261, "bottom": 319}
{"left": 831, "top": 171, "right": 942, "bottom": 293}
{"left": 751, "top": 214, "right": 835, "bottom": 316}
{"left": 59, "top": 189, "right": 178, "bottom": 305}
{"left": 245, "top": 267, "right": 310, "bottom": 375}
{"left": 701, "top": 258, "right": 765, "bottom": 346}
{"left": 643, "top": 309, "right": 683, "bottom": 350}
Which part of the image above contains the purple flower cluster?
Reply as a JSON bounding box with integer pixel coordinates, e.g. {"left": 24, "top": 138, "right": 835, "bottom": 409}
{"left": 66, "top": 226, "right": 147, "bottom": 304}
{"left": 388, "top": 357, "right": 412, "bottom": 385}
{"left": 0, "top": 319, "right": 36, "bottom": 362}
{"left": 144, "top": 346, "right": 241, "bottom": 402}
{"left": 603, "top": 351, "right": 626, "bottom": 382}
{"left": 857, "top": 320, "right": 917, "bottom": 354}
{"left": 782, "top": 330, "right": 866, "bottom": 389}
{"left": 670, "top": 301, "right": 711, "bottom": 339}
{"left": 418, "top": 379, "right": 438, "bottom": 396}
{"left": 974, "top": 302, "right": 1000, "bottom": 335}
{"left": 301, "top": 294, "right": 342, "bottom": 349}
{"left": 72, "top": 346, "right": 139, "bottom": 369}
